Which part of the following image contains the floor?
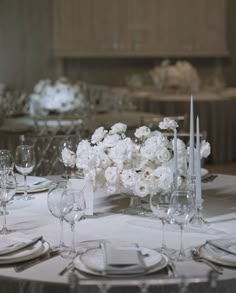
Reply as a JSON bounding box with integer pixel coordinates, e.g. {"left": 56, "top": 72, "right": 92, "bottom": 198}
{"left": 205, "top": 162, "right": 236, "bottom": 175}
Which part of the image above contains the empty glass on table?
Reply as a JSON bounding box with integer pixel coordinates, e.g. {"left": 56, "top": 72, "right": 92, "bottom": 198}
{"left": 58, "top": 139, "right": 77, "bottom": 181}
{"left": 150, "top": 190, "right": 175, "bottom": 256}
{"left": 167, "top": 189, "right": 194, "bottom": 261}
{"left": 47, "top": 180, "right": 68, "bottom": 253}
{"left": 60, "top": 188, "right": 86, "bottom": 259}
{"left": 15, "top": 145, "right": 36, "bottom": 200}
{"left": 0, "top": 169, "right": 16, "bottom": 234}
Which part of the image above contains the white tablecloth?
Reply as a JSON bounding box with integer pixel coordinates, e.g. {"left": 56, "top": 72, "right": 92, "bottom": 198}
{"left": 0, "top": 174, "right": 236, "bottom": 293}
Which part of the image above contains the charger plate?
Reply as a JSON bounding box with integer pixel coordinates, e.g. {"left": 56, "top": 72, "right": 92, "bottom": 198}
{"left": 74, "top": 246, "right": 168, "bottom": 277}
{"left": 0, "top": 241, "right": 50, "bottom": 265}
{"left": 16, "top": 175, "right": 52, "bottom": 194}
{"left": 200, "top": 243, "right": 236, "bottom": 267}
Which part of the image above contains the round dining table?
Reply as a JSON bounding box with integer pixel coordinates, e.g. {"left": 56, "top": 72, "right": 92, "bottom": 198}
{"left": 1, "top": 174, "right": 236, "bottom": 293}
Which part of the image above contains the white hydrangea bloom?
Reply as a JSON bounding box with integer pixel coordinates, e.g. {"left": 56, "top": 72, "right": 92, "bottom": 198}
{"left": 200, "top": 140, "right": 211, "bottom": 158}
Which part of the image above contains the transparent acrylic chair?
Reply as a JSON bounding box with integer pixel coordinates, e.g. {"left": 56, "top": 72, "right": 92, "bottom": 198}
{"left": 68, "top": 270, "right": 218, "bottom": 293}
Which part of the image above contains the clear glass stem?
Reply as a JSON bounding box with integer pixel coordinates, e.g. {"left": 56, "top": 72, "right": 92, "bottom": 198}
{"left": 70, "top": 222, "right": 76, "bottom": 256}
{"left": 179, "top": 225, "right": 185, "bottom": 257}
{"left": 59, "top": 218, "right": 64, "bottom": 248}
{"left": 161, "top": 220, "right": 167, "bottom": 251}
{"left": 1, "top": 203, "right": 8, "bottom": 234}
{"left": 24, "top": 174, "right": 28, "bottom": 200}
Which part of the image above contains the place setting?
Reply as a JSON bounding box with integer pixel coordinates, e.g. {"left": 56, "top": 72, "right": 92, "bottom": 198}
{"left": 0, "top": 233, "right": 57, "bottom": 270}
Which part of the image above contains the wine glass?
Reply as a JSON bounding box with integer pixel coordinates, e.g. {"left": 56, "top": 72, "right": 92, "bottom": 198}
{"left": 0, "top": 149, "right": 14, "bottom": 170}
{"left": 47, "top": 180, "right": 68, "bottom": 253}
{"left": 60, "top": 188, "right": 86, "bottom": 259}
{"left": 167, "top": 190, "right": 194, "bottom": 261}
{"left": 0, "top": 169, "right": 16, "bottom": 234}
{"left": 58, "top": 139, "right": 77, "bottom": 181}
{"left": 150, "top": 190, "right": 175, "bottom": 256}
{"left": 15, "top": 145, "right": 36, "bottom": 200}
{"left": 0, "top": 149, "right": 14, "bottom": 215}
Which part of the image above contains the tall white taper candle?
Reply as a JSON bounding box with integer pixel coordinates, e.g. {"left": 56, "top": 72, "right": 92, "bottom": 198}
{"left": 189, "top": 95, "right": 194, "bottom": 177}
{"left": 174, "top": 128, "right": 178, "bottom": 189}
{"left": 195, "top": 116, "right": 202, "bottom": 205}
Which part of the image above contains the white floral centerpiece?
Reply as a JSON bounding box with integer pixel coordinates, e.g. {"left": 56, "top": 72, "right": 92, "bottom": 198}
{"left": 61, "top": 118, "right": 211, "bottom": 198}
{"left": 27, "top": 77, "right": 86, "bottom": 116}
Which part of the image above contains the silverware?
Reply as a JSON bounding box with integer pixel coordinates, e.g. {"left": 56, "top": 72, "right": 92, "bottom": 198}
{"left": 167, "top": 259, "right": 177, "bottom": 276}
{"left": 191, "top": 248, "right": 223, "bottom": 274}
{"left": 14, "top": 249, "right": 59, "bottom": 272}
{"left": 59, "top": 261, "right": 75, "bottom": 276}
{"left": 202, "top": 174, "right": 218, "bottom": 183}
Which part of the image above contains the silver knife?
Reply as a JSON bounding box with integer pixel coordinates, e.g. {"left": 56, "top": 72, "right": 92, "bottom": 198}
{"left": 0, "top": 236, "right": 43, "bottom": 256}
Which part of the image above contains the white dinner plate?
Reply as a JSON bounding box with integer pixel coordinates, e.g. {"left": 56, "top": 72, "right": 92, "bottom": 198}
{"left": 74, "top": 246, "right": 168, "bottom": 277}
{"left": 16, "top": 175, "right": 52, "bottom": 194}
{"left": 200, "top": 243, "right": 236, "bottom": 267}
{"left": 0, "top": 241, "right": 50, "bottom": 265}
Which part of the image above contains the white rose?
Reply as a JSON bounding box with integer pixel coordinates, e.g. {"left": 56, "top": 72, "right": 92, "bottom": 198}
{"left": 133, "top": 180, "right": 150, "bottom": 198}
{"left": 154, "top": 166, "right": 173, "bottom": 191}
{"left": 105, "top": 166, "right": 119, "bottom": 184}
{"left": 61, "top": 147, "right": 76, "bottom": 167}
{"left": 200, "top": 140, "right": 211, "bottom": 158}
{"left": 140, "top": 143, "right": 157, "bottom": 160}
{"left": 109, "top": 138, "right": 134, "bottom": 163}
{"left": 134, "top": 126, "right": 151, "bottom": 139}
{"left": 157, "top": 147, "right": 172, "bottom": 163}
{"left": 91, "top": 127, "right": 108, "bottom": 144}
{"left": 159, "top": 117, "right": 178, "bottom": 131}
{"left": 120, "top": 169, "right": 138, "bottom": 189}
{"left": 102, "top": 134, "right": 121, "bottom": 148}
{"left": 110, "top": 123, "right": 127, "bottom": 134}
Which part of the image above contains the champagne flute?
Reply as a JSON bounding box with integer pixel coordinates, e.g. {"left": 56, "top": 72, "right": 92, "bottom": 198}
{"left": 60, "top": 188, "right": 86, "bottom": 259}
{"left": 47, "top": 180, "right": 68, "bottom": 253}
{"left": 15, "top": 145, "right": 36, "bottom": 200}
{"left": 167, "top": 190, "right": 194, "bottom": 261}
{"left": 0, "top": 169, "right": 16, "bottom": 234}
{"left": 150, "top": 190, "right": 175, "bottom": 256}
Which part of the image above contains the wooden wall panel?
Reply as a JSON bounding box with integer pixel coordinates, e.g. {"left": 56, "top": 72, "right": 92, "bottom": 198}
{"left": 0, "top": 0, "right": 54, "bottom": 91}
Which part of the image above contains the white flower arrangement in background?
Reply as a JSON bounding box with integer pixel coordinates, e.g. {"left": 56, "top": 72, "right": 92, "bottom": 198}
{"left": 61, "top": 118, "right": 211, "bottom": 198}
{"left": 27, "top": 77, "right": 86, "bottom": 116}
{"left": 0, "top": 83, "right": 27, "bottom": 117}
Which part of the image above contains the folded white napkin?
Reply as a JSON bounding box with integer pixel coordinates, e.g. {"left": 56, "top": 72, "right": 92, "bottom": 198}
{"left": 207, "top": 238, "right": 236, "bottom": 255}
{"left": 0, "top": 234, "right": 42, "bottom": 256}
{"left": 102, "top": 243, "right": 145, "bottom": 275}
{"left": 201, "top": 242, "right": 236, "bottom": 266}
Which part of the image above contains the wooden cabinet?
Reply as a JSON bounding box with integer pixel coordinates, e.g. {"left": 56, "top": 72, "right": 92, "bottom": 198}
{"left": 53, "top": 0, "right": 228, "bottom": 57}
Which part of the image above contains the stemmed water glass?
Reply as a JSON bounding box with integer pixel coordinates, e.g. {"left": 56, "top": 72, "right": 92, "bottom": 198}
{"left": 60, "top": 188, "right": 86, "bottom": 259}
{"left": 58, "top": 139, "right": 77, "bottom": 181}
{"left": 47, "top": 181, "right": 68, "bottom": 253}
{"left": 0, "top": 169, "right": 16, "bottom": 234}
{"left": 167, "top": 189, "right": 194, "bottom": 261}
{"left": 150, "top": 190, "right": 175, "bottom": 256}
{"left": 15, "top": 145, "right": 36, "bottom": 200}
{"left": 0, "top": 149, "right": 14, "bottom": 215}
